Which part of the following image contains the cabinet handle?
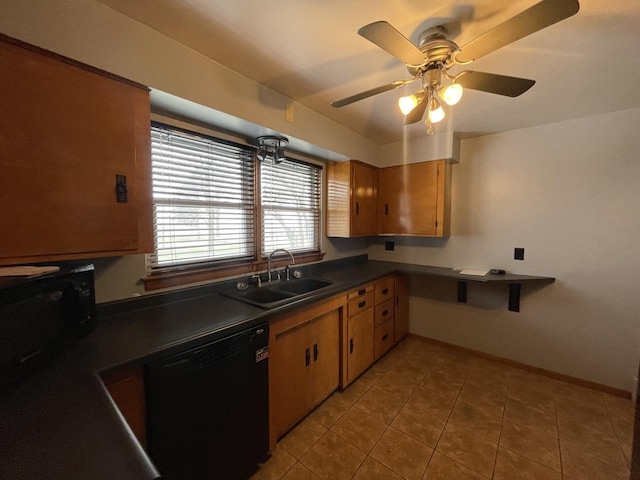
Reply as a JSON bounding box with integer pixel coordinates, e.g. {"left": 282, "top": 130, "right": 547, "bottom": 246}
{"left": 358, "top": 300, "right": 366, "bottom": 308}
{"left": 382, "top": 310, "right": 388, "bottom": 317}
{"left": 382, "top": 334, "right": 388, "bottom": 341}
{"left": 305, "top": 348, "right": 310, "bottom": 367}
{"left": 350, "top": 338, "right": 354, "bottom": 354}
{"left": 384, "top": 203, "right": 389, "bottom": 215}
{"left": 313, "top": 343, "right": 318, "bottom": 362}
{"left": 382, "top": 288, "right": 389, "bottom": 295}
{"left": 355, "top": 202, "right": 359, "bottom": 214}
{"left": 358, "top": 288, "right": 366, "bottom": 296}
{"left": 396, "top": 295, "right": 399, "bottom": 306}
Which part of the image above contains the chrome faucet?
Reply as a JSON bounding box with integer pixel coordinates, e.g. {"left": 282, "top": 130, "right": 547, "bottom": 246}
{"left": 267, "top": 249, "right": 295, "bottom": 282}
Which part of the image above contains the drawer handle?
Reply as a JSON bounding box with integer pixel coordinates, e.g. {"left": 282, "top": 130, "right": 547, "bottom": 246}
{"left": 382, "top": 334, "right": 388, "bottom": 341}
{"left": 382, "top": 288, "right": 389, "bottom": 295}
{"left": 305, "top": 348, "right": 310, "bottom": 367}
{"left": 382, "top": 310, "right": 388, "bottom": 317}
{"left": 355, "top": 202, "right": 359, "bottom": 214}
{"left": 358, "top": 288, "right": 366, "bottom": 296}
{"left": 358, "top": 300, "right": 366, "bottom": 308}
{"left": 313, "top": 343, "right": 319, "bottom": 362}
{"left": 350, "top": 338, "right": 354, "bottom": 354}
{"left": 384, "top": 203, "right": 389, "bottom": 215}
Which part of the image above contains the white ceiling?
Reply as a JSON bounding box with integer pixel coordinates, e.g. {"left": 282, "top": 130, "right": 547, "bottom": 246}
{"left": 97, "top": 0, "right": 640, "bottom": 144}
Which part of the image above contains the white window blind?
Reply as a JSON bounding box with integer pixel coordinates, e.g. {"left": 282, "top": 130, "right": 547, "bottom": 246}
{"left": 261, "top": 158, "right": 321, "bottom": 256}
{"left": 148, "top": 123, "right": 255, "bottom": 272}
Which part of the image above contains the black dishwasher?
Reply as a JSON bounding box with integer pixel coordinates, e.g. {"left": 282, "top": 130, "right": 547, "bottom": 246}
{"left": 145, "top": 323, "right": 269, "bottom": 480}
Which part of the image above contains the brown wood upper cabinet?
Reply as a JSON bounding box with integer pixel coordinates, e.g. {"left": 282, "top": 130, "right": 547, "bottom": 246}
{"left": 0, "top": 35, "right": 152, "bottom": 265}
{"left": 327, "top": 160, "right": 378, "bottom": 237}
{"left": 378, "top": 159, "right": 451, "bottom": 237}
{"left": 327, "top": 159, "right": 451, "bottom": 238}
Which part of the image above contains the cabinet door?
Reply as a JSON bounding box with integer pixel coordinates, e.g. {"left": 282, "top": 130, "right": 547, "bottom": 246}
{"left": 347, "top": 308, "right": 374, "bottom": 383}
{"left": 0, "top": 37, "right": 152, "bottom": 264}
{"left": 271, "top": 308, "right": 339, "bottom": 437}
{"left": 308, "top": 309, "right": 340, "bottom": 408}
{"left": 351, "top": 161, "right": 378, "bottom": 236}
{"left": 378, "top": 161, "right": 441, "bottom": 236}
{"left": 395, "top": 274, "right": 410, "bottom": 342}
{"left": 102, "top": 368, "right": 146, "bottom": 446}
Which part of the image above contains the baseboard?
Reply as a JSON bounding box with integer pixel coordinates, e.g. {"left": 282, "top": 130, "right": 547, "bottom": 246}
{"left": 408, "top": 334, "right": 631, "bottom": 399}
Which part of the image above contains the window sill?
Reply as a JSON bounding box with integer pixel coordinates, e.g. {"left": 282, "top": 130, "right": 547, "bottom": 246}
{"left": 142, "top": 251, "right": 326, "bottom": 291}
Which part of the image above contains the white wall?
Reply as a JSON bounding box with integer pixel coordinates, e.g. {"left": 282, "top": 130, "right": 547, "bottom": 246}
{"left": 369, "top": 107, "right": 640, "bottom": 392}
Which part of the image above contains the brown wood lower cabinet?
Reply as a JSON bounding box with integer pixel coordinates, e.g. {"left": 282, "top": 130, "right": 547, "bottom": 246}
{"left": 101, "top": 367, "right": 146, "bottom": 446}
{"left": 269, "top": 296, "right": 343, "bottom": 449}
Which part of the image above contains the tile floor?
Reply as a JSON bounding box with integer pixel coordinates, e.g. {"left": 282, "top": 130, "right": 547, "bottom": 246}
{"left": 252, "top": 336, "right": 635, "bottom": 480}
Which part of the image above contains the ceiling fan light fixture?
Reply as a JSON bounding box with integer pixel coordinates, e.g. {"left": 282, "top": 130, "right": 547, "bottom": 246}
{"left": 439, "top": 83, "right": 463, "bottom": 106}
{"left": 427, "top": 97, "right": 445, "bottom": 123}
{"left": 398, "top": 90, "right": 425, "bottom": 116}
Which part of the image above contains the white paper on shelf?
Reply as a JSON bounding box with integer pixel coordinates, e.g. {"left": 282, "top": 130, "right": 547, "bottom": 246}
{"left": 459, "top": 269, "right": 489, "bottom": 277}
{"left": 0, "top": 266, "right": 60, "bottom": 277}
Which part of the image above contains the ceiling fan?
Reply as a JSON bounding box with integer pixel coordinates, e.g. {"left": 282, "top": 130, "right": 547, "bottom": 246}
{"left": 332, "top": 0, "right": 580, "bottom": 134}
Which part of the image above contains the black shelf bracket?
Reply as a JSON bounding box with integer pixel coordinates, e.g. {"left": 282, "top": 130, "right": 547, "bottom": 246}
{"left": 457, "top": 281, "right": 467, "bottom": 304}
{"left": 508, "top": 283, "right": 522, "bottom": 312}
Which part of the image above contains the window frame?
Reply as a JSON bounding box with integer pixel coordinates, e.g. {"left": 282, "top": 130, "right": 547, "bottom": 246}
{"left": 144, "top": 121, "right": 324, "bottom": 291}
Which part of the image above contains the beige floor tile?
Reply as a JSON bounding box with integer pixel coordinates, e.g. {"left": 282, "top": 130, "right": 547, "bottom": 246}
{"left": 391, "top": 403, "right": 446, "bottom": 448}
{"left": 252, "top": 445, "right": 297, "bottom": 480}
{"left": 557, "top": 414, "right": 626, "bottom": 465}
{"left": 504, "top": 398, "right": 558, "bottom": 438}
{"left": 507, "top": 380, "right": 555, "bottom": 412}
{"left": 499, "top": 420, "right": 561, "bottom": 472}
{"left": 553, "top": 380, "right": 606, "bottom": 407}
{"left": 352, "top": 456, "right": 404, "bottom": 480}
{"left": 369, "top": 351, "right": 401, "bottom": 374}
{"left": 435, "top": 423, "right": 498, "bottom": 478}
{"left": 330, "top": 406, "right": 387, "bottom": 453}
{"left": 421, "top": 369, "right": 465, "bottom": 399}
{"left": 372, "top": 370, "right": 420, "bottom": 401}
{"left": 448, "top": 400, "right": 503, "bottom": 444}
{"left": 406, "top": 385, "right": 457, "bottom": 416}
{"left": 610, "top": 413, "right": 634, "bottom": 467}
{"left": 389, "top": 360, "right": 430, "bottom": 383}
{"left": 430, "top": 359, "right": 472, "bottom": 381}
{"left": 279, "top": 417, "right": 327, "bottom": 460}
{"left": 299, "top": 431, "right": 365, "bottom": 480}
{"left": 560, "top": 441, "right": 630, "bottom": 480}
{"left": 493, "top": 448, "right": 561, "bottom": 480}
{"left": 370, "top": 427, "right": 433, "bottom": 480}
{"left": 308, "top": 393, "right": 351, "bottom": 428}
{"left": 354, "top": 388, "right": 406, "bottom": 424}
{"left": 280, "top": 462, "right": 319, "bottom": 480}
{"left": 602, "top": 393, "right": 635, "bottom": 422}
{"left": 457, "top": 381, "right": 506, "bottom": 416}
{"left": 555, "top": 395, "right": 615, "bottom": 436}
{"left": 422, "top": 452, "right": 486, "bottom": 480}
{"left": 509, "top": 369, "right": 556, "bottom": 392}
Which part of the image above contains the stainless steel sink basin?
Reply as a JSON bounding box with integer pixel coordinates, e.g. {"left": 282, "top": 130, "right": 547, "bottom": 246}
{"left": 221, "top": 277, "right": 334, "bottom": 308}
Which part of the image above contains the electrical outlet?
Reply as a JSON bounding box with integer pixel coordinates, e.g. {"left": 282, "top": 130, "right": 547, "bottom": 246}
{"left": 514, "top": 247, "right": 525, "bottom": 260}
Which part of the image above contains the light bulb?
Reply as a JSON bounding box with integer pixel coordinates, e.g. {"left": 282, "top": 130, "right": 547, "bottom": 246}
{"left": 398, "top": 95, "right": 418, "bottom": 115}
{"left": 439, "top": 83, "right": 463, "bottom": 106}
{"left": 428, "top": 106, "right": 445, "bottom": 123}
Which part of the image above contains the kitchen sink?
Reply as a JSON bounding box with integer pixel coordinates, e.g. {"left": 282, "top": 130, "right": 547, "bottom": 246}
{"left": 221, "top": 277, "right": 335, "bottom": 308}
{"left": 277, "top": 278, "right": 333, "bottom": 295}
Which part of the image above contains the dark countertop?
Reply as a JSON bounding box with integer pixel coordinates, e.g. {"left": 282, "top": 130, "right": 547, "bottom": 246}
{"left": 0, "top": 256, "right": 554, "bottom": 479}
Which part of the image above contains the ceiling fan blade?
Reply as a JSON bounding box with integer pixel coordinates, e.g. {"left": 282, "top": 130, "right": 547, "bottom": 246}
{"left": 331, "top": 80, "right": 412, "bottom": 108}
{"left": 358, "top": 21, "right": 426, "bottom": 66}
{"left": 454, "top": 0, "right": 579, "bottom": 64}
{"left": 403, "top": 98, "right": 428, "bottom": 125}
{"left": 455, "top": 71, "right": 535, "bottom": 97}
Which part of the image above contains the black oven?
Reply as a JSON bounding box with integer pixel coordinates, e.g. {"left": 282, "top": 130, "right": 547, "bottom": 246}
{"left": 0, "top": 265, "right": 96, "bottom": 386}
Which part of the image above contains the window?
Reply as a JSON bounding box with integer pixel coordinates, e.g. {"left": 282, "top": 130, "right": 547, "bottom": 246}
{"left": 145, "top": 122, "right": 322, "bottom": 289}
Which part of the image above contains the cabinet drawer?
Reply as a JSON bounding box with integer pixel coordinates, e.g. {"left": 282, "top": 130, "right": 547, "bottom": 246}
{"left": 374, "top": 319, "right": 395, "bottom": 360}
{"left": 374, "top": 299, "right": 394, "bottom": 328}
{"left": 347, "top": 290, "right": 374, "bottom": 317}
{"left": 347, "top": 284, "right": 374, "bottom": 301}
{"left": 375, "top": 277, "right": 395, "bottom": 305}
